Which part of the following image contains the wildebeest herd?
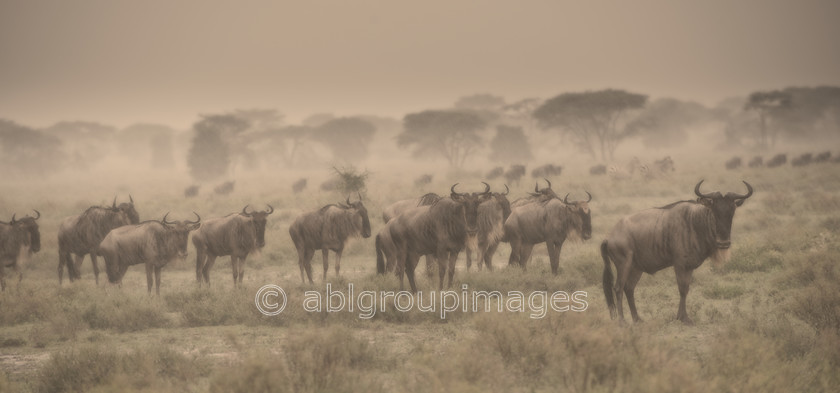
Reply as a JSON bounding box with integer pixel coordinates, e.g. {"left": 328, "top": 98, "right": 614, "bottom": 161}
{"left": 725, "top": 151, "right": 840, "bottom": 170}
{"left": 2, "top": 176, "right": 756, "bottom": 324}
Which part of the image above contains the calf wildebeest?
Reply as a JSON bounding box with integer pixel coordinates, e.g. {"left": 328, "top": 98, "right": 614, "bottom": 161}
{"left": 766, "top": 154, "right": 787, "bottom": 168}
{"left": 414, "top": 174, "right": 433, "bottom": 188}
{"left": 504, "top": 192, "right": 592, "bottom": 275}
{"left": 486, "top": 166, "right": 504, "bottom": 180}
{"left": 466, "top": 185, "right": 511, "bottom": 271}
{"left": 814, "top": 151, "right": 831, "bottom": 163}
{"left": 531, "top": 164, "right": 563, "bottom": 178}
{"left": 748, "top": 156, "right": 763, "bottom": 168}
{"left": 390, "top": 183, "right": 492, "bottom": 292}
{"left": 725, "top": 156, "right": 742, "bottom": 170}
{"left": 289, "top": 195, "right": 372, "bottom": 283}
{"left": 184, "top": 185, "right": 200, "bottom": 198}
{"left": 590, "top": 165, "right": 607, "bottom": 175}
{"left": 503, "top": 165, "right": 526, "bottom": 186}
{"left": 0, "top": 211, "right": 41, "bottom": 291}
{"left": 214, "top": 181, "right": 235, "bottom": 195}
{"left": 292, "top": 178, "right": 307, "bottom": 194}
{"left": 100, "top": 213, "right": 201, "bottom": 295}
{"left": 193, "top": 205, "right": 274, "bottom": 286}
{"left": 792, "top": 153, "right": 813, "bottom": 167}
{"left": 58, "top": 197, "right": 140, "bottom": 284}
{"left": 601, "top": 180, "right": 753, "bottom": 324}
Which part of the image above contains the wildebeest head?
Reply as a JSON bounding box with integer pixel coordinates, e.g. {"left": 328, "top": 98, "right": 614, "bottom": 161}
{"left": 339, "top": 194, "right": 371, "bottom": 238}
{"left": 529, "top": 179, "right": 558, "bottom": 202}
{"left": 450, "top": 182, "right": 492, "bottom": 235}
{"left": 10, "top": 210, "right": 41, "bottom": 253}
{"left": 112, "top": 195, "right": 140, "bottom": 224}
{"left": 694, "top": 180, "right": 753, "bottom": 249}
{"left": 162, "top": 212, "right": 201, "bottom": 259}
{"left": 493, "top": 184, "right": 512, "bottom": 221}
{"left": 562, "top": 192, "right": 593, "bottom": 240}
{"left": 241, "top": 204, "right": 274, "bottom": 248}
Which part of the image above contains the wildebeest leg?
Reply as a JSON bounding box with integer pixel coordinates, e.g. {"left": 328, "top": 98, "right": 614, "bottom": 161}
{"left": 483, "top": 241, "right": 499, "bottom": 271}
{"left": 518, "top": 244, "right": 535, "bottom": 270}
{"left": 72, "top": 254, "right": 85, "bottom": 282}
{"left": 465, "top": 247, "right": 473, "bottom": 271}
{"left": 612, "top": 250, "right": 634, "bottom": 322}
{"left": 624, "top": 267, "right": 644, "bottom": 323}
{"left": 424, "top": 255, "right": 435, "bottom": 278}
{"left": 321, "top": 249, "right": 330, "bottom": 281}
{"left": 202, "top": 255, "right": 217, "bottom": 286}
{"left": 0, "top": 263, "right": 6, "bottom": 291}
{"left": 90, "top": 253, "right": 101, "bottom": 285}
{"left": 237, "top": 256, "right": 246, "bottom": 285}
{"left": 13, "top": 263, "right": 22, "bottom": 290}
{"left": 674, "top": 266, "right": 694, "bottom": 325}
{"left": 301, "top": 248, "right": 315, "bottom": 284}
{"left": 145, "top": 263, "right": 154, "bottom": 294}
{"left": 405, "top": 251, "right": 421, "bottom": 293}
{"left": 58, "top": 252, "right": 66, "bottom": 284}
{"left": 154, "top": 265, "right": 162, "bottom": 295}
{"left": 231, "top": 256, "right": 242, "bottom": 286}
{"left": 436, "top": 250, "right": 449, "bottom": 290}
{"left": 508, "top": 237, "right": 521, "bottom": 266}
{"left": 547, "top": 242, "right": 560, "bottom": 275}
{"left": 334, "top": 249, "right": 343, "bottom": 277}
{"left": 195, "top": 247, "right": 206, "bottom": 283}
{"left": 446, "top": 251, "right": 458, "bottom": 288}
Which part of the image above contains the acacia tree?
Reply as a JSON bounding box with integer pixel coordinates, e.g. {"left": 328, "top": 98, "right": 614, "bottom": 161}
{"left": 533, "top": 89, "right": 647, "bottom": 161}
{"left": 187, "top": 114, "right": 248, "bottom": 181}
{"left": 744, "top": 90, "right": 792, "bottom": 149}
{"left": 489, "top": 125, "right": 532, "bottom": 163}
{"left": 397, "top": 110, "right": 487, "bottom": 168}
{"left": 311, "top": 117, "right": 377, "bottom": 163}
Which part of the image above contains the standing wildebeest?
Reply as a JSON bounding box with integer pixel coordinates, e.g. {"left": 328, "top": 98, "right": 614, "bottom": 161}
{"left": 214, "top": 181, "right": 235, "bottom": 195}
{"left": 767, "top": 154, "right": 787, "bottom": 168}
{"left": 725, "top": 156, "right": 742, "bottom": 170}
{"left": 100, "top": 213, "right": 201, "bottom": 295}
{"left": 814, "top": 151, "right": 831, "bottom": 163}
{"left": 379, "top": 192, "right": 442, "bottom": 276}
{"left": 184, "top": 185, "right": 200, "bottom": 198}
{"left": 58, "top": 197, "right": 140, "bottom": 284}
{"left": 503, "top": 165, "right": 526, "bottom": 186}
{"left": 590, "top": 165, "right": 607, "bottom": 175}
{"left": 486, "top": 166, "right": 504, "bottom": 180}
{"left": 748, "top": 156, "right": 763, "bottom": 168}
{"left": 792, "top": 153, "right": 813, "bottom": 167}
{"left": 466, "top": 185, "right": 511, "bottom": 271}
{"left": 505, "top": 193, "right": 592, "bottom": 275}
{"left": 289, "top": 195, "right": 371, "bottom": 283}
{"left": 390, "top": 183, "right": 492, "bottom": 292}
{"left": 531, "top": 164, "right": 563, "bottom": 178}
{"left": 193, "top": 205, "right": 274, "bottom": 286}
{"left": 0, "top": 211, "right": 41, "bottom": 291}
{"left": 601, "top": 180, "right": 753, "bottom": 324}
{"left": 292, "top": 178, "right": 307, "bottom": 194}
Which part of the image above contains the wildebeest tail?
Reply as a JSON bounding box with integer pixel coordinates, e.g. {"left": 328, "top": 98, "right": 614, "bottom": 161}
{"left": 601, "top": 240, "right": 616, "bottom": 315}
{"left": 375, "top": 233, "right": 386, "bottom": 275}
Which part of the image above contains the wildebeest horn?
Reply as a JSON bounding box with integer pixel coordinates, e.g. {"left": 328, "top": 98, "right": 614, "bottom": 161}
{"left": 265, "top": 204, "right": 274, "bottom": 214}
{"left": 482, "top": 182, "right": 491, "bottom": 194}
{"left": 585, "top": 191, "right": 592, "bottom": 203}
{"left": 544, "top": 178, "right": 551, "bottom": 189}
{"left": 10, "top": 214, "right": 16, "bottom": 224}
{"left": 186, "top": 212, "right": 201, "bottom": 225}
{"left": 694, "top": 180, "right": 715, "bottom": 199}
{"left": 357, "top": 192, "right": 363, "bottom": 202}
{"left": 451, "top": 183, "right": 460, "bottom": 195}
{"left": 731, "top": 181, "right": 754, "bottom": 200}
{"left": 534, "top": 182, "right": 539, "bottom": 193}
{"left": 503, "top": 184, "right": 509, "bottom": 195}
{"left": 563, "top": 194, "right": 570, "bottom": 204}
{"left": 32, "top": 210, "right": 40, "bottom": 220}
{"left": 112, "top": 196, "right": 117, "bottom": 209}
{"left": 129, "top": 194, "right": 134, "bottom": 204}
{"left": 242, "top": 205, "right": 251, "bottom": 216}
{"left": 346, "top": 195, "right": 351, "bottom": 205}
{"left": 162, "top": 212, "right": 172, "bottom": 225}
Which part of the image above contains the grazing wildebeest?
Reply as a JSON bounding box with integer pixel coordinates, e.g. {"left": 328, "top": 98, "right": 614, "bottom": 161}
{"left": 503, "top": 165, "right": 526, "bottom": 186}
{"left": 0, "top": 211, "right": 41, "bottom": 291}
{"left": 725, "top": 156, "right": 742, "bottom": 170}
{"left": 486, "top": 166, "right": 504, "bottom": 180}
{"left": 100, "top": 213, "right": 201, "bottom": 295}
{"left": 414, "top": 174, "right": 433, "bottom": 188}
{"left": 184, "top": 185, "right": 200, "bottom": 198}
{"left": 748, "top": 156, "right": 763, "bottom": 168}
{"left": 814, "top": 151, "right": 831, "bottom": 163}
{"left": 792, "top": 153, "right": 813, "bottom": 167}
{"left": 193, "top": 205, "right": 274, "bottom": 286}
{"left": 289, "top": 195, "right": 372, "bottom": 283}
{"left": 504, "top": 192, "right": 592, "bottom": 275}
{"left": 601, "top": 180, "right": 753, "bottom": 324}
{"left": 510, "top": 179, "right": 557, "bottom": 208}
{"left": 58, "top": 197, "right": 140, "bottom": 284}
{"left": 531, "top": 164, "right": 563, "bottom": 178}
{"left": 767, "top": 154, "right": 787, "bottom": 168}
{"left": 590, "top": 165, "right": 607, "bottom": 175}
{"left": 214, "top": 181, "right": 235, "bottom": 195}
{"left": 292, "top": 178, "right": 307, "bottom": 194}
{"left": 466, "top": 185, "right": 511, "bottom": 271}
{"left": 390, "top": 183, "right": 492, "bottom": 292}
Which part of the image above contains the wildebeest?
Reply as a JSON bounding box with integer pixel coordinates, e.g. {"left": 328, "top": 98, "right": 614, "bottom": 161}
{"left": 57, "top": 197, "right": 140, "bottom": 284}
{"left": 531, "top": 164, "right": 562, "bottom": 178}
{"left": 725, "top": 156, "right": 742, "bottom": 170}
{"left": 792, "top": 153, "right": 813, "bottom": 167}
{"left": 390, "top": 183, "right": 492, "bottom": 292}
{"left": 767, "top": 154, "right": 787, "bottom": 168}
{"left": 589, "top": 165, "right": 607, "bottom": 175}
{"left": 414, "top": 174, "right": 433, "bottom": 188}
{"left": 100, "top": 213, "right": 201, "bottom": 294}
{"left": 193, "top": 205, "right": 273, "bottom": 286}
{"left": 640, "top": 156, "right": 676, "bottom": 180}
{"left": 466, "top": 185, "right": 511, "bottom": 271}
{"left": 748, "top": 156, "right": 763, "bottom": 168}
{"left": 510, "top": 179, "right": 558, "bottom": 208}
{"left": 503, "top": 165, "right": 526, "bottom": 186}
{"left": 379, "top": 192, "right": 442, "bottom": 276}
{"left": 289, "top": 195, "right": 371, "bottom": 283}
{"left": 653, "top": 156, "right": 675, "bottom": 172}
{"left": 601, "top": 180, "right": 753, "bottom": 324}
{"left": 814, "top": 151, "right": 831, "bottom": 163}
{"left": 184, "top": 185, "right": 200, "bottom": 198}
{"left": 214, "top": 181, "right": 235, "bottom": 195}
{"left": 504, "top": 192, "right": 592, "bottom": 275}
{"left": 0, "top": 211, "right": 41, "bottom": 291}
{"left": 292, "top": 178, "right": 307, "bottom": 194}
{"left": 486, "top": 166, "right": 504, "bottom": 180}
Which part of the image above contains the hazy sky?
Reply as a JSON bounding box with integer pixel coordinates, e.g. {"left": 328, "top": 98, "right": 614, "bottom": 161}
{"left": 1, "top": 0, "right": 838, "bottom": 129}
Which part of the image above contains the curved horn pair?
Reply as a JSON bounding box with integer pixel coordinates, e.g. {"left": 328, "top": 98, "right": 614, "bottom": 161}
{"left": 563, "top": 191, "right": 592, "bottom": 204}
{"left": 695, "top": 180, "right": 753, "bottom": 200}
{"left": 502, "top": 184, "right": 509, "bottom": 196}
{"left": 163, "top": 212, "right": 201, "bottom": 225}
{"left": 265, "top": 204, "right": 274, "bottom": 214}
{"left": 186, "top": 212, "right": 201, "bottom": 225}
{"left": 242, "top": 205, "right": 252, "bottom": 216}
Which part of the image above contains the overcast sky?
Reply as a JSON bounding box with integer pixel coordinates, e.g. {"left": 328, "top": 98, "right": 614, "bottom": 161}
{"left": 1, "top": 0, "right": 838, "bottom": 129}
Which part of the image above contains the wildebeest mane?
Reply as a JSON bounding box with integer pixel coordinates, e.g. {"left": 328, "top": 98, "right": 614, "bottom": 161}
{"left": 656, "top": 200, "right": 697, "bottom": 209}
{"left": 417, "top": 193, "right": 441, "bottom": 206}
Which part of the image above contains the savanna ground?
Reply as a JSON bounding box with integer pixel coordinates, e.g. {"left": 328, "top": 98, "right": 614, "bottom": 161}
{"left": 1, "top": 157, "right": 839, "bottom": 393}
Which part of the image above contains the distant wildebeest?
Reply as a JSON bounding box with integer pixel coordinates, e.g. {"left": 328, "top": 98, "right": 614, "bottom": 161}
{"left": 100, "top": 213, "right": 201, "bottom": 295}
{"left": 510, "top": 179, "right": 557, "bottom": 208}
{"left": 289, "top": 195, "right": 372, "bottom": 283}
{"left": 590, "top": 165, "right": 607, "bottom": 175}
{"left": 58, "top": 196, "right": 140, "bottom": 284}
{"left": 748, "top": 156, "right": 763, "bottom": 168}
{"left": 184, "top": 185, "right": 200, "bottom": 198}
{"left": 379, "top": 192, "right": 442, "bottom": 276}
{"left": 320, "top": 178, "right": 341, "bottom": 192}
{"left": 390, "top": 183, "right": 492, "bottom": 292}
{"left": 414, "top": 174, "right": 433, "bottom": 188}
{"left": 725, "top": 156, "right": 742, "bottom": 170}
{"left": 504, "top": 192, "right": 592, "bottom": 275}
{"left": 814, "top": 151, "right": 831, "bottom": 163}
{"left": 503, "top": 165, "right": 526, "bottom": 186}
{"left": 214, "top": 181, "right": 235, "bottom": 195}
{"left": 193, "top": 205, "right": 274, "bottom": 286}
{"left": 0, "top": 211, "right": 41, "bottom": 291}
{"left": 292, "top": 178, "right": 307, "bottom": 194}
{"left": 640, "top": 156, "right": 675, "bottom": 180}
{"left": 654, "top": 156, "right": 675, "bottom": 172}
{"left": 466, "top": 185, "right": 511, "bottom": 271}
{"left": 766, "top": 154, "right": 787, "bottom": 168}
{"left": 601, "top": 180, "right": 753, "bottom": 324}
{"left": 531, "top": 164, "right": 562, "bottom": 178}
{"left": 792, "top": 153, "right": 813, "bottom": 167}
{"left": 486, "top": 166, "right": 504, "bottom": 180}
